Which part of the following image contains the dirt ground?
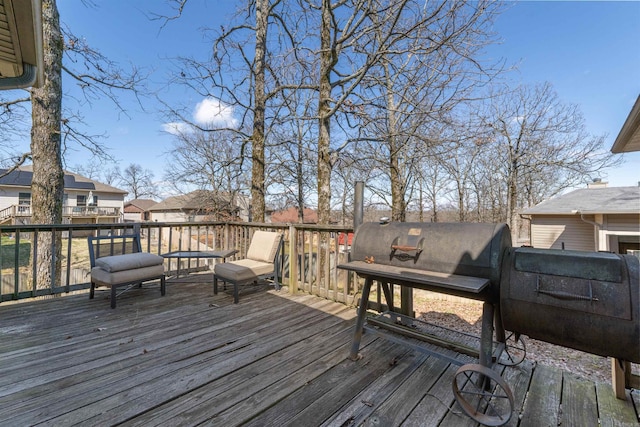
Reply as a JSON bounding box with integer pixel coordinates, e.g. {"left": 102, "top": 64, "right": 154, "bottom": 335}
{"left": 414, "top": 295, "right": 638, "bottom": 385}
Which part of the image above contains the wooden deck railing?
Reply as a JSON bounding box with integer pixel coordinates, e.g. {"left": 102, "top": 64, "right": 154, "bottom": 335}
{"left": 0, "top": 221, "right": 359, "bottom": 304}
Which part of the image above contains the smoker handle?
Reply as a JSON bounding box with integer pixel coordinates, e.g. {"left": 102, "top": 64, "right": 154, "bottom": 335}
{"left": 391, "top": 245, "right": 420, "bottom": 252}
{"left": 390, "top": 237, "right": 425, "bottom": 253}
{"left": 535, "top": 276, "right": 599, "bottom": 302}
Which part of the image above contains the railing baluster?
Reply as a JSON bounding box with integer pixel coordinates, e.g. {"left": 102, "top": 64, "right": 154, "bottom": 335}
{"left": 15, "top": 230, "right": 21, "bottom": 297}
{"left": 288, "top": 224, "right": 297, "bottom": 294}
{"left": 65, "top": 229, "right": 72, "bottom": 292}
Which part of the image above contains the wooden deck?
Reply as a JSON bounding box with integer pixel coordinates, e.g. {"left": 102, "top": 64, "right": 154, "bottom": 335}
{"left": 0, "top": 275, "right": 638, "bottom": 426}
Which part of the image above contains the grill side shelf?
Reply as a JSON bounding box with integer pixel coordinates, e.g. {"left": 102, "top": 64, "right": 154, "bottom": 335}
{"left": 338, "top": 261, "right": 490, "bottom": 294}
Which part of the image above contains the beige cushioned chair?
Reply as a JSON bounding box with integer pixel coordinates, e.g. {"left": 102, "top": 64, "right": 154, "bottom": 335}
{"left": 88, "top": 233, "right": 165, "bottom": 308}
{"left": 213, "top": 230, "right": 283, "bottom": 303}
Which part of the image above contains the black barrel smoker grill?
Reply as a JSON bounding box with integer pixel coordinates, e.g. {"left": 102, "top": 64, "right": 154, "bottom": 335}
{"left": 338, "top": 221, "right": 640, "bottom": 426}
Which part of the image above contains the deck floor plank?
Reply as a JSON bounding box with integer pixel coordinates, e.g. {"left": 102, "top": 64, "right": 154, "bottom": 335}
{"left": 0, "top": 290, "right": 297, "bottom": 404}
{"left": 0, "top": 275, "right": 636, "bottom": 427}
{"left": 357, "top": 355, "right": 449, "bottom": 427}
{"left": 239, "top": 339, "right": 412, "bottom": 426}
{"left": 631, "top": 389, "right": 640, "bottom": 423}
{"left": 23, "top": 298, "right": 349, "bottom": 425}
{"left": 518, "top": 364, "right": 563, "bottom": 427}
{"left": 596, "top": 382, "right": 639, "bottom": 427}
{"left": 317, "top": 351, "right": 433, "bottom": 427}
{"left": 399, "top": 361, "right": 461, "bottom": 427}
{"left": 561, "top": 371, "right": 599, "bottom": 427}
{"left": 500, "top": 360, "right": 535, "bottom": 427}
{"left": 123, "top": 327, "right": 365, "bottom": 427}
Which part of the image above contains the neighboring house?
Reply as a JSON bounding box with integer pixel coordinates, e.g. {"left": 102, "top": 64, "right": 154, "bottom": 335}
{"left": 0, "top": 165, "right": 127, "bottom": 226}
{"left": 148, "top": 190, "right": 250, "bottom": 222}
{"left": 123, "top": 199, "right": 157, "bottom": 222}
{"left": 270, "top": 207, "right": 318, "bottom": 224}
{"left": 522, "top": 95, "right": 640, "bottom": 254}
{"left": 521, "top": 181, "right": 640, "bottom": 254}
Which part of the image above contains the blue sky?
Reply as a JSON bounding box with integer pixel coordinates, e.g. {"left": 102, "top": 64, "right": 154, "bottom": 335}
{"left": 51, "top": 1, "right": 640, "bottom": 191}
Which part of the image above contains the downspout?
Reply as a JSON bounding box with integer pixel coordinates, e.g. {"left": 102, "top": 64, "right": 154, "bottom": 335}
{"left": 578, "top": 211, "right": 602, "bottom": 251}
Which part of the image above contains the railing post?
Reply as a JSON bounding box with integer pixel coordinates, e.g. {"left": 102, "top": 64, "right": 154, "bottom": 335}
{"left": 354, "top": 181, "right": 364, "bottom": 231}
{"left": 288, "top": 224, "right": 297, "bottom": 295}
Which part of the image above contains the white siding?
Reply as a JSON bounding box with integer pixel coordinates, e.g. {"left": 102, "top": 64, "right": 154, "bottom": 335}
{"left": 604, "top": 214, "right": 640, "bottom": 232}
{"left": 150, "top": 211, "right": 188, "bottom": 222}
{"left": 0, "top": 187, "right": 23, "bottom": 210}
{"left": 530, "top": 215, "right": 595, "bottom": 251}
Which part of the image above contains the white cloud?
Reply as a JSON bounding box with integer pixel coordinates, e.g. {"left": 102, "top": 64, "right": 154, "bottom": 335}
{"left": 162, "top": 97, "right": 238, "bottom": 136}
{"left": 193, "top": 97, "right": 238, "bottom": 129}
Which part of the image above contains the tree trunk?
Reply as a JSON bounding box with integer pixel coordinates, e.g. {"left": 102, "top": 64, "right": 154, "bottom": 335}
{"left": 30, "top": 0, "right": 64, "bottom": 290}
{"left": 317, "top": 0, "right": 333, "bottom": 225}
{"left": 251, "top": 0, "right": 268, "bottom": 223}
{"left": 386, "top": 74, "right": 406, "bottom": 222}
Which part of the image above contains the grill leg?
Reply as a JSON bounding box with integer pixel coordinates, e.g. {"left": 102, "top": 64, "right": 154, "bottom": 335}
{"left": 494, "top": 303, "right": 505, "bottom": 343}
{"left": 479, "top": 302, "right": 494, "bottom": 369}
{"left": 381, "top": 282, "right": 393, "bottom": 311}
{"left": 350, "top": 277, "right": 373, "bottom": 360}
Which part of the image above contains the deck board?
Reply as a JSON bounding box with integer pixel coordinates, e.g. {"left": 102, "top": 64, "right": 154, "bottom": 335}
{"left": 596, "top": 382, "right": 638, "bottom": 426}
{"left": 0, "top": 274, "right": 637, "bottom": 426}
{"left": 518, "top": 364, "right": 563, "bottom": 427}
{"left": 562, "top": 372, "right": 598, "bottom": 427}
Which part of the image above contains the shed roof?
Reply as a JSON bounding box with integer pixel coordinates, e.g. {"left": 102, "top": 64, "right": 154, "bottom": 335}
{"left": 522, "top": 186, "right": 640, "bottom": 215}
{"left": 270, "top": 207, "right": 318, "bottom": 223}
{"left": 148, "top": 190, "right": 233, "bottom": 212}
{"left": 125, "top": 199, "right": 157, "bottom": 211}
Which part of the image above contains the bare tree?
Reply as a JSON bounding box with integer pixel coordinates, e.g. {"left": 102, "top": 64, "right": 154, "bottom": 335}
{"left": 164, "top": 127, "right": 249, "bottom": 204}
{"left": 71, "top": 158, "right": 109, "bottom": 180}
{"left": 351, "top": 0, "right": 503, "bottom": 222}
{"left": 119, "top": 164, "right": 158, "bottom": 200}
{"left": 102, "top": 166, "right": 121, "bottom": 186}
{"left": 159, "top": 0, "right": 301, "bottom": 222}
{"left": 19, "top": 1, "right": 145, "bottom": 289}
{"left": 481, "top": 82, "right": 620, "bottom": 237}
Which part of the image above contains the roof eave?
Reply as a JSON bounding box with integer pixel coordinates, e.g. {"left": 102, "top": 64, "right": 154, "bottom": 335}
{"left": 611, "top": 94, "right": 640, "bottom": 153}
{"left": 525, "top": 210, "right": 639, "bottom": 216}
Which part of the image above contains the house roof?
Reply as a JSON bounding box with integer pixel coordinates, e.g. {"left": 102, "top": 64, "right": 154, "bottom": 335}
{"left": 611, "top": 94, "right": 640, "bottom": 153}
{"left": 521, "top": 186, "right": 640, "bottom": 216}
{"left": 0, "top": 0, "right": 43, "bottom": 90}
{"left": 125, "top": 199, "right": 157, "bottom": 211}
{"left": 0, "top": 165, "right": 127, "bottom": 194}
{"left": 270, "top": 207, "right": 318, "bottom": 223}
{"left": 148, "top": 190, "right": 233, "bottom": 212}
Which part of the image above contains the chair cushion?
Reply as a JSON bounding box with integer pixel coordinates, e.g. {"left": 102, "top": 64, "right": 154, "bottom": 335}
{"left": 214, "top": 259, "right": 275, "bottom": 284}
{"left": 95, "top": 252, "right": 164, "bottom": 273}
{"left": 246, "top": 231, "right": 281, "bottom": 263}
{"left": 91, "top": 264, "right": 165, "bottom": 286}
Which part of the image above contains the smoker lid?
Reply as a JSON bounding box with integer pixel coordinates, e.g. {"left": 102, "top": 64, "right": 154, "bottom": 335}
{"left": 513, "top": 247, "right": 622, "bottom": 283}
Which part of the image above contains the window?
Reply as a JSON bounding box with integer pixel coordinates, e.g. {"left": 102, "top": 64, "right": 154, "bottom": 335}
{"left": 77, "top": 195, "right": 86, "bottom": 207}
{"left": 18, "top": 192, "right": 31, "bottom": 206}
{"left": 18, "top": 192, "right": 31, "bottom": 214}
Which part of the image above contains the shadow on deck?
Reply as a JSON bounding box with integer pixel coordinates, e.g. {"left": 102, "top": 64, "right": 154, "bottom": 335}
{"left": 0, "top": 274, "right": 638, "bottom": 426}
